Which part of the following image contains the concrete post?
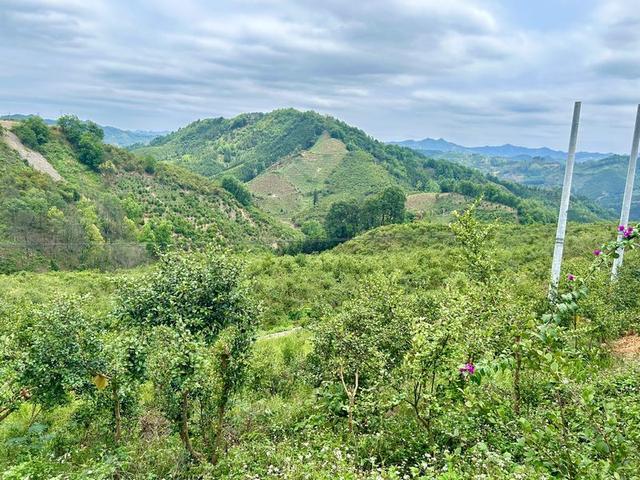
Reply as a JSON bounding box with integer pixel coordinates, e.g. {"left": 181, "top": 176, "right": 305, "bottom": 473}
{"left": 611, "top": 104, "right": 640, "bottom": 279}
{"left": 549, "top": 102, "right": 581, "bottom": 300}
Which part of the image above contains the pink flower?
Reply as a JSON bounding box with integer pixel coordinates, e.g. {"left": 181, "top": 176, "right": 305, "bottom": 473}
{"left": 619, "top": 225, "right": 626, "bottom": 232}
{"left": 459, "top": 363, "right": 475, "bottom": 375}
{"left": 567, "top": 274, "right": 576, "bottom": 281}
{"left": 593, "top": 249, "right": 602, "bottom": 256}
{"left": 624, "top": 226, "right": 634, "bottom": 238}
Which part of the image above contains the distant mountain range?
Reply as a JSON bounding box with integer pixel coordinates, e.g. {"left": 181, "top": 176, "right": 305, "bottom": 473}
{"left": 0, "top": 114, "right": 167, "bottom": 147}
{"left": 391, "top": 137, "right": 613, "bottom": 162}
{"left": 395, "top": 138, "right": 639, "bottom": 220}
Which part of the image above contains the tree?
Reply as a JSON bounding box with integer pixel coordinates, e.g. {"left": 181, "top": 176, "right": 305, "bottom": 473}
{"left": 143, "top": 155, "right": 157, "bottom": 174}
{"left": 12, "top": 116, "right": 50, "bottom": 150}
{"left": 449, "top": 198, "right": 497, "bottom": 284}
{"left": 12, "top": 123, "right": 38, "bottom": 149}
{"left": 11, "top": 299, "right": 102, "bottom": 412}
{"left": 138, "top": 219, "right": 173, "bottom": 256}
{"left": 377, "top": 186, "right": 406, "bottom": 224}
{"left": 324, "top": 200, "right": 361, "bottom": 240}
{"left": 311, "top": 275, "right": 413, "bottom": 435}
{"left": 116, "top": 251, "right": 258, "bottom": 463}
{"left": 58, "top": 115, "right": 105, "bottom": 170}
{"left": 301, "top": 220, "right": 325, "bottom": 239}
{"left": 78, "top": 132, "right": 105, "bottom": 170}
{"left": 221, "top": 176, "right": 252, "bottom": 206}
{"left": 58, "top": 114, "right": 85, "bottom": 144}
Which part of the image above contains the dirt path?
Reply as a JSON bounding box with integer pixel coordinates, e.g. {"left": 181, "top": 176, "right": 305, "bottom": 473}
{"left": 1, "top": 120, "right": 62, "bottom": 181}
{"left": 258, "top": 326, "right": 303, "bottom": 340}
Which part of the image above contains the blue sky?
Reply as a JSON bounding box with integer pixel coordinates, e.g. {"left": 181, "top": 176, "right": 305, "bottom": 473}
{"left": 1, "top": 0, "right": 639, "bottom": 152}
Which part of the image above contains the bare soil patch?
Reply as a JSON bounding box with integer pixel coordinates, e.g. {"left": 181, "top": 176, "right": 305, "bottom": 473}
{"left": 611, "top": 334, "right": 640, "bottom": 359}
{"left": 1, "top": 121, "right": 62, "bottom": 181}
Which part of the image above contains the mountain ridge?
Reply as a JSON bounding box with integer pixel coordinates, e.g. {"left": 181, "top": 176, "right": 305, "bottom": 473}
{"left": 392, "top": 137, "right": 613, "bottom": 161}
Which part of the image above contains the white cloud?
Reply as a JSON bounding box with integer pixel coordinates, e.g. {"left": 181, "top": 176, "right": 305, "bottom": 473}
{"left": 0, "top": 0, "right": 639, "bottom": 151}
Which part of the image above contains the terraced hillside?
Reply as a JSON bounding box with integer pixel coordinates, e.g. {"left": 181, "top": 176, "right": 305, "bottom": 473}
{"left": 405, "top": 192, "right": 518, "bottom": 223}
{"left": 249, "top": 133, "right": 399, "bottom": 223}
{"left": 135, "top": 109, "right": 612, "bottom": 226}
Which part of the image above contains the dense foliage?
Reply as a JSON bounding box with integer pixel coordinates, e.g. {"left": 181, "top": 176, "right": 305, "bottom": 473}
{"left": 58, "top": 115, "right": 106, "bottom": 170}
{"left": 221, "top": 176, "right": 252, "bottom": 206}
{"left": 12, "top": 116, "right": 50, "bottom": 150}
{"left": 1, "top": 209, "right": 639, "bottom": 478}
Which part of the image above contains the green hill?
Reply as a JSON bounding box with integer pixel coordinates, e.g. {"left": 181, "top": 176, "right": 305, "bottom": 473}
{"left": 0, "top": 114, "right": 166, "bottom": 147}
{"left": 416, "top": 151, "right": 638, "bottom": 220}
{"left": 0, "top": 120, "right": 296, "bottom": 273}
{"left": 134, "top": 109, "right": 611, "bottom": 226}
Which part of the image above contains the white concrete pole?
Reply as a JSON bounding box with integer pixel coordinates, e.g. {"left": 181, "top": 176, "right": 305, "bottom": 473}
{"left": 611, "top": 104, "right": 640, "bottom": 279}
{"left": 549, "top": 101, "right": 581, "bottom": 300}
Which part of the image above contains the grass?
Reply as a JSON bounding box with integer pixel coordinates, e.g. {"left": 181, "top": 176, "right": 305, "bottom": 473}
{"left": 406, "top": 192, "right": 518, "bottom": 223}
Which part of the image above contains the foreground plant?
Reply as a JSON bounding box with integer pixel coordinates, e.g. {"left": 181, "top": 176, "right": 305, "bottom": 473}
{"left": 116, "top": 249, "right": 258, "bottom": 464}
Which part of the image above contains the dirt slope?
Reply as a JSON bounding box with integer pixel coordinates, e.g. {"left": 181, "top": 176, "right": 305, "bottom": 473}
{"left": 0, "top": 120, "right": 62, "bottom": 181}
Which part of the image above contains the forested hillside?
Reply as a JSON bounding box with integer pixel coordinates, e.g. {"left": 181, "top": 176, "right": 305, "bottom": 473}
{"left": 134, "top": 109, "right": 611, "bottom": 227}
{"left": 0, "top": 118, "right": 295, "bottom": 273}
{"left": 423, "top": 151, "right": 640, "bottom": 220}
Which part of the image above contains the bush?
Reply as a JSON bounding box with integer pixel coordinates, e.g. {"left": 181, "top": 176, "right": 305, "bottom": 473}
{"left": 12, "top": 116, "right": 50, "bottom": 150}
{"left": 221, "top": 176, "right": 252, "bottom": 206}
{"left": 58, "top": 115, "right": 105, "bottom": 170}
{"left": 77, "top": 132, "right": 104, "bottom": 170}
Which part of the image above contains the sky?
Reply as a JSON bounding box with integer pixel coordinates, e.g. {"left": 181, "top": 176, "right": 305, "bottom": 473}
{"left": 1, "top": 0, "right": 639, "bottom": 152}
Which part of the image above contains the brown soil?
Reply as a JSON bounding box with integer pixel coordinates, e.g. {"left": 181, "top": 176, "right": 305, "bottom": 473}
{"left": 611, "top": 334, "right": 640, "bottom": 359}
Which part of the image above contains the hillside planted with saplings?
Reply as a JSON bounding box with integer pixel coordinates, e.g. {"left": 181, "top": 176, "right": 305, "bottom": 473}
{"left": 0, "top": 116, "right": 296, "bottom": 273}
{"left": 134, "top": 109, "right": 610, "bottom": 230}
{"left": 1, "top": 204, "right": 640, "bottom": 478}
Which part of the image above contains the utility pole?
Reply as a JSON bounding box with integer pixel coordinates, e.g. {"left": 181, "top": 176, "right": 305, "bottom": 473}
{"left": 611, "top": 104, "right": 640, "bottom": 279}
{"left": 549, "top": 101, "right": 581, "bottom": 300}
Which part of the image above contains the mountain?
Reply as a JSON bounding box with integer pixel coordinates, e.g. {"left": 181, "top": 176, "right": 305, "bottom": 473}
{"left": 0, "top": 114, "right": 166, "bottom": 147}
{"left": 0, "top": 120, "right": 296, "bottom": 273}
{"left": 100, "top": 125, "right": 168, "bottom": 147}
{"left": 429, "top": 151, "right": 640, "bottom": 220}
{"left": 134, "top": 109, "right": 611, "bottom": 226}
{"left": 393, "top": 137, "right": 612, "bottom": 162}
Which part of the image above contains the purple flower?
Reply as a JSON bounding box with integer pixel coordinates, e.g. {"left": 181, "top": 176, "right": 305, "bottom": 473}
{"left": 459, "top": 363, "right": 475, "bottom": 375}
{"left": 624, "top": 226, "right": 634, "bottom": 238}
{"left": 593, "top": 249, "right": 602, "bottom": 256}
{"left": 619, "top": 225, "right": 626, "bottom": 232}
{"left": 567, "top": 274, "right": 576, "bottom": 281}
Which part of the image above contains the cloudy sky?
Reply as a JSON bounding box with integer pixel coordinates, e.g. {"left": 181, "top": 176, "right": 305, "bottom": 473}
{"left": 1, "top": 0, "right": 639, "bottom": 151}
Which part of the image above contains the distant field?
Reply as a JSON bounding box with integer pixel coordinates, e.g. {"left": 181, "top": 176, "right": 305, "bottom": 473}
{"left": 406, "top": 192, "right": 518, "bottom": 223}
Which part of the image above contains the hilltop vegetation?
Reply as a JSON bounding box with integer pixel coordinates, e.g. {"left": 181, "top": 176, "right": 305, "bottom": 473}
{"left": 1, "top": 114, "right": 165, "bottom": 147}
{"left": 134, "top": 109, "right": 611, "bottom": 229}
{"left": 0, "top": 118, "right": 295, "bottom": 273}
